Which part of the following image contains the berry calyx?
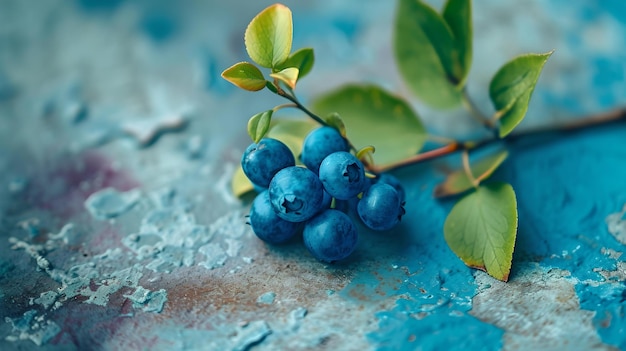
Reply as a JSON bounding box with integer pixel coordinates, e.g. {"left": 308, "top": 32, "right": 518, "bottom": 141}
{"left": 318, "top": 151, "right": 366, "bottom": 200}
{"left": 249, "top": 191, "right": 300, "bottom": 244}
{"left": 269, "top": 166, "right": 325, "bottom": 222}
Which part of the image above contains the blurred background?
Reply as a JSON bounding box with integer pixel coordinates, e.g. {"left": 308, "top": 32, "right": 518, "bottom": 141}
{"left": 1, "top": 1, "right": 625, "bottom": 350}
{"left": 1, "top": 0, "right": 624, "bottom": 156}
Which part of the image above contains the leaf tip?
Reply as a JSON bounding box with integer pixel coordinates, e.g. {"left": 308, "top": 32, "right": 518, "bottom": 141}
{"left": 272, "top": 3, "right": 290, "bottom": 11}
{"left": 501, "top": 273, "right": 510, "bottom": 282}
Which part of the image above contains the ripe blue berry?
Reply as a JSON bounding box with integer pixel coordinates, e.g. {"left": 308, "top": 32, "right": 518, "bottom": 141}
{"left": 300, "top": 126, "right": 349, "bottom": 174}
{"left": 357, "top": 183, "right": 405, "bottom": 231}
{"left": 241, "top": 138, "right": 295, "bottom": 188}
{"left": 269, "top": 166, "right": 325, "bottom": 222}
{"left": 318, "top": 151, "right": 366, "bottom": 200}
{"left": 375, "top": 173, "right": 406, "bottom": 203}
{"left": 303, "top": 209, "right": 358, "bottom": 262}
{"left": 249, "top": 191, "right": 300, "bottom": 244}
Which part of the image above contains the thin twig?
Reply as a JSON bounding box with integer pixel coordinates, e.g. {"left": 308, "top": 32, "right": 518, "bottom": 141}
{"left": 274, "top": 88, "right": 361, "bottom": 154}
{"left": 461, "top": 150, "right": 478, "bottom": 187}
{"left": 278, "top": 92, "right": 328, "bottom": 126}
{"left": 370, "top": 106, "right": 626, "bottom": 173}
{"left": 461, "top": 88, "right": 494, "bottom": 131}
{"left": 427, "top": 134, "right": 458, "bottom": 145}
{"left": 272, "top": 103, "right": 298, "bottom": 112}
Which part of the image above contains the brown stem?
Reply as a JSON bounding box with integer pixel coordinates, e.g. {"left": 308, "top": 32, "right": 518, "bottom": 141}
{"left": 511, "top": 106, "right": 626, "bottom": 135}
{"left": 368, "top": 142, "right": 464, "bottom": 173}
{"left": 369, "top": 106, "right": 626, "bottom": 174}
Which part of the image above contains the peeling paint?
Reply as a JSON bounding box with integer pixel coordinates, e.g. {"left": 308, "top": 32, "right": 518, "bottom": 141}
{"left": 1, "top": 1, "right": 626, "bottom": 350}
{"left": 471, "top": 264, "right": 611, "bottom": 350}
{"left": 606, "top": 205, "right": 626, "bottom": 245}
{"left": 257, "top": 292, "right": 276, "bottom": 305}
{"left": 85, "top": 187, "right": 141, "bottom": 220}
{"left": 4, "top": 310, "right": 61, "bottom": 346}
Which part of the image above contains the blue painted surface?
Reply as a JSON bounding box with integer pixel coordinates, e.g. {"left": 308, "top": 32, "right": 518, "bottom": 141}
{"left": 504, "top": 127, "right": 626, "bottom": 349}
{"left": 367, "top": 124, "right": 626, "bottom": 350}
{"left": 1, "top": 1, "right": 626, "bottom": 350}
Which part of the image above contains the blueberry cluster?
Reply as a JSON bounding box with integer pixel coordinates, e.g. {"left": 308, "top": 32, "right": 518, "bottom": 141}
{"left": 242, "top": 126, "right": 406, "bottom": 262}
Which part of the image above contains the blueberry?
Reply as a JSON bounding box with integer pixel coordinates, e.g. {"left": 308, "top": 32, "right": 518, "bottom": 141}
{"left": 375, "top": 173, "right": 406, "bottom": 203}
{"left": 249, "top": 191, "right": 300, "bottom": 244}
{"left": 269, "top": 166, "right": 325, "bottom": 222}
{"left": 303, "top": 209, "right": 358, "bottom": 262}
{"left": 300, "top": 126, "right": 349, "bottom": 174}
{"left": 357, "top": 183, "right": 405, "bottom": 231}
{"left": 241, "top": 138, "right": 295, "bottom": 188}
{"left": 318, "top": 151, "right": 366, "bottom": 200}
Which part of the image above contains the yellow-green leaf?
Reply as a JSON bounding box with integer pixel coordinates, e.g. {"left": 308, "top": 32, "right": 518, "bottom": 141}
{"left": 232, "top": 166, "right": 255, "bottom": 197}
{"left": 244, "top": 4, "right": 292, "bottom": 68}
{"left": 489, "top": 51, "right": 553, "bottom": 137}
{"left": 221, "top": 62, "right": 266, "bottom": 91}
{"left": 434, "top": 149, "right": 508, "bottom": 198}
{"left": 270, "top": 67, "right": 299, "bottom": 89}
{"left": 444, "top": 182, "right": 518, "bottom": 281}
{"left": 312, "top": 84, "right": 426, "bottom": 167}
{"left": 277, "top": 48, "right": 315, "bottom": 80}
{"left": 247, "top": 110, "right": 273, "bottom": 143}
{"left": 394, "top": 0, "right": 462, "bottom": 108}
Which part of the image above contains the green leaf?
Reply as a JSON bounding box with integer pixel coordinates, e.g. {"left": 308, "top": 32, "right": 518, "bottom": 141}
{"left": 221, "top": 62, "right": 266, "bottom": 91}
{"left": 312, "top": 84, "right": 426, "bottom": 166}
{"left": 277, "top": 48, "right": 315, "bottom": 80}
{"left": 443, "top": 0, "right": 472, "bottom": 86}
{"left": 265, "top": 81, "right": 279, "bottom": 94}
{"left": 434, "top": 149, "right": 508, "bottom": 198}
{"left": 497, "top": 88, "right": 534, "bottom": 138}
{"left": 394, "top": 0, "right": 462, "bottom": 108}
{"left": 489, "top": 51, "right": 553, "bottom": 138}
{"left": 266, "top": 119, "right": 317, "bottom": 161}
{"left": 269, "top": 67, "right": 299, "bottom": 89}
{"left": 247, "top": 110, "right": 273, "bottom": 143}
{"left": 324, "top": 112, "right": 347, "bottom": 138}
{"left": 232, "top": 166, "right": 255, "bottom": 197}
{"left": 244, "top": 4, "right": 293, "bottom": 68}
{"left": 444, "top": 182, "right": 518, "bottom": 281}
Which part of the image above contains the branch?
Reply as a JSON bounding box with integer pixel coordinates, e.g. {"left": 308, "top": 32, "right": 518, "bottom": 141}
{"left": 370, "top": 106, "right": 626, "bottom": 173}
{"left": 461, "top": 88, "right": 495, "bottom": 131}
{"left": 274, "top": 87, "right": 360, "bottom": 154}
{"left": 277, "top": 91, "right": 328, "bottom": 127}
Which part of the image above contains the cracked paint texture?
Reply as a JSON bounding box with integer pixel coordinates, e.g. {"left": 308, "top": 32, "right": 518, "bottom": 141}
{"left": 1, "top": 0, "right": 625, "bottom": 350}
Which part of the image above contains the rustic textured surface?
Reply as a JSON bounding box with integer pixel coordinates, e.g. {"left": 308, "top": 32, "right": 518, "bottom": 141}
{"left": 1, "top": 1, "right": 625, "bottom": 350}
